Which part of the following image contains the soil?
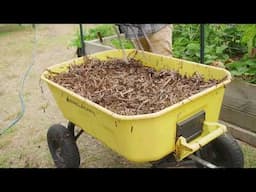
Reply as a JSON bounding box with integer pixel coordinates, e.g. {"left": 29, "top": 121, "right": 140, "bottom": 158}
{"left": 48, "top": 57, "right": 224, "bottom": 115}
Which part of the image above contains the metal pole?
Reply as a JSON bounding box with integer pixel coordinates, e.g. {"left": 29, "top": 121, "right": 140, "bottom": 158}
{"left": 200, "top": 24, "right": 205, "bottom": 64}
{"left": 189, "top": 154, "right": 219, "bottom": 168}
{"left": 79, "top": 24, "right": 86, "bottom": 56}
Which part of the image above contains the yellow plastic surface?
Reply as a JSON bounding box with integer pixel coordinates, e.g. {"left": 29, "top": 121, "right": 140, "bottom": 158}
{"left": 41, "top": 49, "right": 231, "bottom": 162}
{"left": 175, "top": 122, "right": 227, "bottom": 161}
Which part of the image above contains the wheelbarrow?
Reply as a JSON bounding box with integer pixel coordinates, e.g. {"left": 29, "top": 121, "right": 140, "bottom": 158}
{"left": 41, "top": 49, "right": 244, "bottom": 168}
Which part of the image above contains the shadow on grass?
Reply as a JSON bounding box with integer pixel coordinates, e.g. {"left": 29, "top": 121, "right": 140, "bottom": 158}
{"left": 0, "top": 24, "right": 33, "bottom": 37}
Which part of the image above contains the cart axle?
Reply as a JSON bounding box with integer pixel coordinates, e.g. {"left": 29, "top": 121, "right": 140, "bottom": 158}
{"left": 188, "top": 154, "right": 219, "bottom": 168}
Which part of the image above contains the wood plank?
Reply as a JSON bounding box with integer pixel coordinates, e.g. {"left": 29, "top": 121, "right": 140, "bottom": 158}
{"left": 220, "top": 106, "right": 256, "bottom": 133}
{"left": 84, "top": 41, "right": 113, "bottom": 54}
{"left": 219, "top": 120, "right": 256, "bottom": 148}
{"left": 226, "top": 78, "right": 256, "bottom": 96}
{"left": 223, "top": 78, "right": 256, "bottom": 115}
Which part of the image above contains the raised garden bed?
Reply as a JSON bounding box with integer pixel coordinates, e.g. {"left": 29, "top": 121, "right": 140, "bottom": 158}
{"left": 78, "top": 35, "right": 116, "bottom": 56}
{"left": 220, "top": 78, "right": 256, "bottom": 147}
{"left": 77, "top": 34, "right": 133, "bottom": 56}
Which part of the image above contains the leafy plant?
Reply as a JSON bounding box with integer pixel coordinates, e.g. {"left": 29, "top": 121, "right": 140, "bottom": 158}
{"left": 85, "top": 24, "right": 115, "bottom": 40}
{"left": 226, "top": 55, "right": 256, "bottom": 83}
{"left": 237, "top": 24, "right": 256, "bottom": 56}
{"left": 220, "top": 24, "right": 247, "bottom": 57}
{"left": 172, "top": 24, "right": 200, "bottom": 62}
{"left": 69, "top": 30, "right": 83, "bottom": 48}
{"left": 224, "top": 25, "right": 256, "bottom": 84}
{"left": 172, "top": 24, "right": 246, "bottom": 64}
{"left": 110, "top": 38, "right": 134, "bottom": 49}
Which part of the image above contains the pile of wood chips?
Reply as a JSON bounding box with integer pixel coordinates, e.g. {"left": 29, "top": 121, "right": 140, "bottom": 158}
{"left": 48, "top": 57, "right": 224, "bottom": 115}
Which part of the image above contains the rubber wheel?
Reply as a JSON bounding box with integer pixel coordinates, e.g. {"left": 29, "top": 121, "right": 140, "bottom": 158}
{"left": 47, "top": 124, "right": 80, "bottom": 168}
{"left": 197, "top": 134, "right": 244, "bottom": 168}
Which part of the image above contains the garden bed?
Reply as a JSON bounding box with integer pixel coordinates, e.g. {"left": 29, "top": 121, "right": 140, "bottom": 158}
{"left": 82, "top": 35, "right": 115, "bottom": 55}
{"left": 220, "top": 78, "right": 256, "bottom": 135}
{"left": 77, "top": 34, "right": 133, "bottom": 56}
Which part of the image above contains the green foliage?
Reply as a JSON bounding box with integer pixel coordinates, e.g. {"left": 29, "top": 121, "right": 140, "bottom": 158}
{"left": 221, "top": 25, "right": 247, "bottom": 57}
{"left": 172, "top": 24, "right": 256, "bottom": 83}
{"left": 237, "top": 24, "right": 256, "bottom": 54}
{"left": 173, "top": 24, "right": 246, "bottom": 64}
{"left": 172, "top": 24, "right": 200, "bottom": 62}
{"left": 69, "top": 24, "right": 134, "bottom": 49}
{"left": 85, "top": 24, "right": 115, "bottom": 40}
{"left": 110, "top": 38, "right": 134, "bottom": 49}
{"left": 226, "top": 55, "right": 256, "bottom": 83}
{"left": 225, "top": 24, "right": 256, "bottom": 84}
{"left": 69, "top": 24, "right": 256, "bottom": 84}
{"left": 69, "top": 24, "right": 116, "bottom": 48}
{"left": 69, "top": 30, "right": 82, "bottom": 48}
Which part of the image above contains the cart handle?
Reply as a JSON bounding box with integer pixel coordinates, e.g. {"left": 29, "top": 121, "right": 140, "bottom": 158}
{"left": 175, "top": 122, "right": 227, "bottom": 161}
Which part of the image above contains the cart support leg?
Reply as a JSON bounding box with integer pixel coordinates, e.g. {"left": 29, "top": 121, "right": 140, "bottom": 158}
{"left": 75, "top": 130, "right": 84, "bottom": 140}
{"left": 67, "top": 121, "right": 84, "bottom": 140}
{"left": 67, "top": 121, "right": 75, "bottom": 137}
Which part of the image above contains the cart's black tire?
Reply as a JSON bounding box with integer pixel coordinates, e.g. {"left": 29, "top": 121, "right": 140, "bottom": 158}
{"left": 47, "top": 124, "right": 80, "bottom": 168}
{"left": 197, "top": 134, "right": 244, "bottom": 168}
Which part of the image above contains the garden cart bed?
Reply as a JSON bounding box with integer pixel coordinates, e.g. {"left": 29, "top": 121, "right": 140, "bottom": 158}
{"left": 41, "top": 49, "right": 243, "bottom": 168}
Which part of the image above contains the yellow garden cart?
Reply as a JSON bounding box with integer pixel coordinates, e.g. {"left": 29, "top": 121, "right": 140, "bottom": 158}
{"left": 41, "top": 49, "right": 244, "bottom": 168}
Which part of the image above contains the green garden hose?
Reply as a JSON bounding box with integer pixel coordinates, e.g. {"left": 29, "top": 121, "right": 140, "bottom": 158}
{"left": 0, "top": 24, "right": 37, "bottom": 136}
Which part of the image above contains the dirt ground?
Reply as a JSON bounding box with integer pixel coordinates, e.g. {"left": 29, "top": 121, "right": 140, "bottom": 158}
{"left": 0, "top": 24, "right": 255, "bottom": 168}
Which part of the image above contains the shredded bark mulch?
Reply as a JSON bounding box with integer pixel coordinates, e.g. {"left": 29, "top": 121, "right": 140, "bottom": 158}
{"left": 48, "top": 57, "right": 224, "bottom": 115}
